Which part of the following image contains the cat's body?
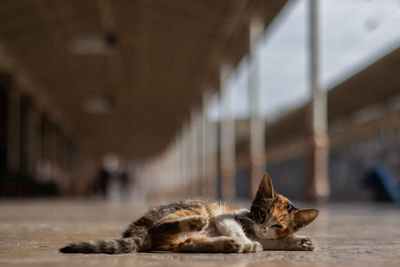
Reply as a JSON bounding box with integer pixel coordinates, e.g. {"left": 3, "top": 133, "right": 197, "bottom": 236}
{"left": 60, "top": 173, "right": 318, "bottom": 254}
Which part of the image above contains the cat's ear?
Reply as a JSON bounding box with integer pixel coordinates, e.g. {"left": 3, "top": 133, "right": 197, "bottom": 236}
{"left": 293, "top": 208, "right": 319, "bottom": 229}
{"left": 256, "top": 172, "right": 276, "bottom": 199}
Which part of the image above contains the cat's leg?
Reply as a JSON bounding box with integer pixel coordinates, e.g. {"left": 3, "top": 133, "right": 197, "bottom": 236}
{"left": 251, "top": 235, "right": 318, "bottom": 251}
{"left": 214, "top": 212, "right": 262, "bottom": 253}
{"left": 152, "top": 215, "right": 209, "bottom": 234}
{"left": 176, "top": 236, "right": 261, "bottom": 253}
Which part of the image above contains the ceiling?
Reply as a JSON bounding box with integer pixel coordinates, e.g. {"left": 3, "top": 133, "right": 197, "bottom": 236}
{"left": 0, "top": 0, "right": 286, "bottom": 160}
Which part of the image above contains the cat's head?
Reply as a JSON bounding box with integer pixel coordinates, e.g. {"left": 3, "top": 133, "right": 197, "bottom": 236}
{"left": 248, "top": 173, "right": 319, "bottom": 239}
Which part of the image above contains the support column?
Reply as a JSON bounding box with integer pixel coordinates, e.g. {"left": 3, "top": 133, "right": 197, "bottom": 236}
{"left": 40, "top": 115, "right": 50, "bottom": 180}
{"left": 26, "top": 106, "right": 41, "bottom": 176}
{"left": 50, "top": 124, "right": 60, "bottom": 179}
{"left": 219, "top": 62, "right": 235, "bottom": 201}
{"left": 202, "top": 90, "right": 218, "bottom": 199}
{"left": 307, "top": 0, "right": 330, "bottom": 201}
{"left": 181, "top": 124, "right": 190, "bottom": 198}
{"left": 0, "top": 83, "right": 6, "bottom": 170}
{"left": 249, "top": 16, "right": 266, "bottom": 197}
{"left": 177, "top": 132, "right": 185, "bottom": 198}
{"left": 7, "top": 89, "right": 21, "bottom": 172}
{"left": 192, "top": 109, "right": 204, "bottom": 198}
{"left": 42, "top": 119, "right": 60, "bottom": 183}
{"left": 189, "top": 110, "right": 199, "bottom": 197}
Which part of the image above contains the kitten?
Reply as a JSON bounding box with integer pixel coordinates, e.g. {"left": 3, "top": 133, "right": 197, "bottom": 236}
{"left": 59, "top": 173, "right": 318, "bottom": 254}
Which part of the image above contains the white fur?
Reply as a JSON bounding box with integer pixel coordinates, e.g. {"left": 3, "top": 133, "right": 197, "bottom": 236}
{"left": 214, "top": 206, "right": 251, "bottom": 242}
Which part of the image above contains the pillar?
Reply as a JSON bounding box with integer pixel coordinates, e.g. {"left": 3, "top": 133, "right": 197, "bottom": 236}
{"left": 7, "top": 89, "right": 21, "bottom": 172}
{"left": 26, "top": 106, "right": 41, "bottom": 176}
{"left": 249, "top": 15, "right": 266, "bottom": 196}
{"left": 219, "top": 62, "right": 235, "bottom": 201}
{"left": 201, "top": 90, "right": 218, "bottom": 199}
{"left": 307, "top": 0, "right": 330, "bottom": 201}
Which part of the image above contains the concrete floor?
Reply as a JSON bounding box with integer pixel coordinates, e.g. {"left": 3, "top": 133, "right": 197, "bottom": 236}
{"left": 0, "top": 199, "right": 399, "bottom": 267}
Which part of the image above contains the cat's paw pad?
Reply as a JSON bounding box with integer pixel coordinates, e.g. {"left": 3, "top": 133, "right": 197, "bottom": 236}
{"left": 297, "top": 236, "right": 318, "bottom": 251}
{"left": 185, "top": 216, "right": 208, "bottom": 231}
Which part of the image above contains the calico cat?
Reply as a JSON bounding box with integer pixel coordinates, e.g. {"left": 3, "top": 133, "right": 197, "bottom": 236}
{"left": 60, "top": 173, "right": 318, "bottom": 254}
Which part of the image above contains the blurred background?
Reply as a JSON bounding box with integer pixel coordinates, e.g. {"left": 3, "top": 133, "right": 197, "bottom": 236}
{"left": 0, "top": 0, "right": 399, "bottom": 204}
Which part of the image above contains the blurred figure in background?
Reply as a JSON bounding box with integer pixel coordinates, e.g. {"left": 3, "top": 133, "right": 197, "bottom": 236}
{"left": 92, "top": 154, "right": 130, "bottom": 201}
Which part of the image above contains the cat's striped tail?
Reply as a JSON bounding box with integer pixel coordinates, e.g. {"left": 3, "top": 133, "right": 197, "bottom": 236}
{"left": 60, "top": 217, "right": 152, "bottom": 254}
{"left": 59, "top": 236, "right": 149, "bottom": 254}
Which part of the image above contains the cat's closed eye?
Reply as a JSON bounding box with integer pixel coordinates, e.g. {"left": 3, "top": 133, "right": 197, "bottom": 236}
{"left": 271, "top": 224, "right": 283, "bottom": 229}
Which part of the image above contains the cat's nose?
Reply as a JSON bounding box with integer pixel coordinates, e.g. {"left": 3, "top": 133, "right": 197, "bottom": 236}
{"left": 261, "top": 225, "right": 269, "bottom": 231}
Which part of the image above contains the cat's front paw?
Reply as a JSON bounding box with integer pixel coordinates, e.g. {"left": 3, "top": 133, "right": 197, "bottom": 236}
{"left": 221, "top": 238, "right": 243, "bottom": 253}
{"left": 222, "top": 239, "right": 262, "bottom": 253}
{"left": 242, "top": 241, "right": 263, "bottom": 253}
{"left": 295, "top": 236, "right": 318, "bottom": 251}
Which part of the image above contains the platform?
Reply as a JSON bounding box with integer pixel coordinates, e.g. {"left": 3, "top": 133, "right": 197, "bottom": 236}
{"left": 0, "top": 200, "right": 399, "bottom": 267}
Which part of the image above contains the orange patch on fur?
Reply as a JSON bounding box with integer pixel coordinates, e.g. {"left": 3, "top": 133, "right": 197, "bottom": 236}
{"left": 207, "top": 203, "right": 216, "bottom": 218}
{"left": 199, "top": 205, "right": 208, "bottom": 216}
{"left": 171, "top": 206, "right": 208, "bottom": 218}
{"left": 174, "top": 209, "right": 199, "bottom": 217}
{"left": 152, "top": 234, "right": 186, "bottom": 251}
{"left": 275, "top": 227, "right": 293, "bottom": 238}
{"left": 220, "top": 204, "right": 237, "bottom": 213}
